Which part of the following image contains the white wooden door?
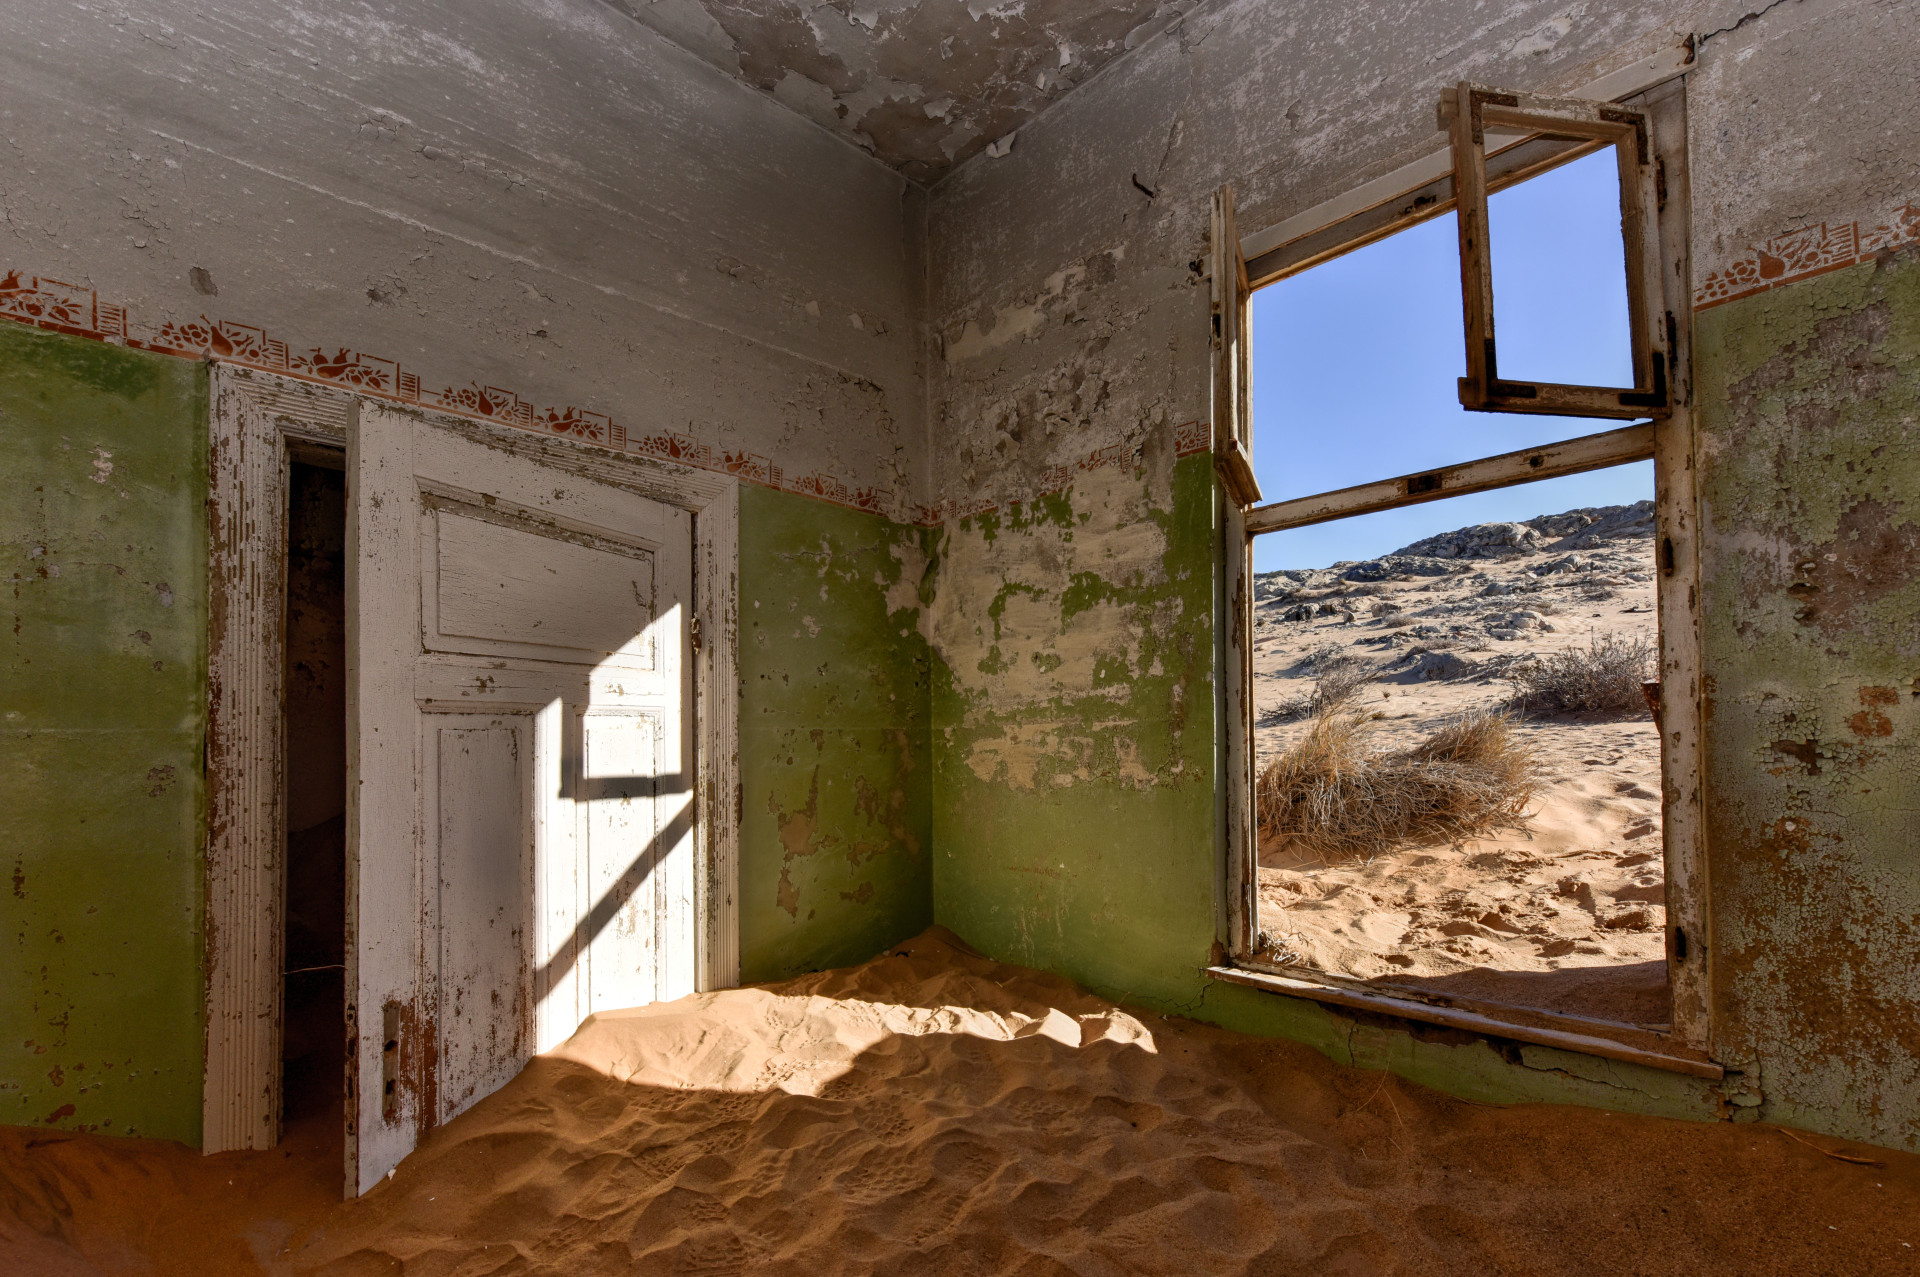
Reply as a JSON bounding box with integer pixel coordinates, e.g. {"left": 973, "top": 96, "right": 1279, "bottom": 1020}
{"left": 347, "top": 404, "right": 695, "bottom": 1192}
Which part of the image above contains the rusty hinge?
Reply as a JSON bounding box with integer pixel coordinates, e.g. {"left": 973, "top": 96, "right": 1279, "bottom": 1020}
{"left": 381, "top": 1001, "right": 402, "bottom": 1125}
{"left": 689, "top": 614, "right": 703, "bottom": 652}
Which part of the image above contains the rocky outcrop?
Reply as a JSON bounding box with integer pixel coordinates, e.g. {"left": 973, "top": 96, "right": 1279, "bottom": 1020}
{"left": 1386, "top": 501, "right": 1657, "bottom": 562}
{"left": 1252, "top": 502, "right": 1657, "bottom": 598}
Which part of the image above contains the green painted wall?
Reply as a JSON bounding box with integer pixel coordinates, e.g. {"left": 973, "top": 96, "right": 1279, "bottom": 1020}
{"left": 1694, "top": 245, "right": 1920, "bottom": 1151}
{"left": 0, "top": 324, "right": 208, "bottom": 1143}
{"left": 737, "top": 485, "right": 935, "bottom": 982}
{"left": 930, "top": 452, "right": 1218, "bottom": 1009}
{"left": 927, "top": 437, "right": 1729, "bottom": 1125}
{"left": 6, "top": 241, "right": 1914, "bottom": 1154}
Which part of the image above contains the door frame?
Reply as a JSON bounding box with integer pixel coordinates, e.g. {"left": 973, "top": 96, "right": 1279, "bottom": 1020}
{"left": 202, "top": 365, "right": 740, "bottom": 1160}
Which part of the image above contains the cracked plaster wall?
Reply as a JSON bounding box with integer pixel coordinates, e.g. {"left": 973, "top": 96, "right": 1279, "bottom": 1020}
{"left": 921, "top": 0, "right": 1920, "bottom": 1138}
{"left": 5, "top": 0, "right": 1918, "bottom": 1148}
{"left": 1695, "top": 246, "right": 1920, "bottom": 1154}
{"left": 0, "top": 0, "right": 924, "bottom": 518}
{"left": 1685, "top": 0, "right": 1920, "bottom": 1154}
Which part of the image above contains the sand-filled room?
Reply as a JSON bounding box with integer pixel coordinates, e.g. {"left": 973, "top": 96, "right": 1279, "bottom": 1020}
{"left": 2, "top": 0, "right": 1918, "bottom": 1272}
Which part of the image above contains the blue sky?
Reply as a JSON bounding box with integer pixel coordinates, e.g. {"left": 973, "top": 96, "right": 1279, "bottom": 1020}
{"left": 1248, "top": 148, "right": 1653, "bottom": 572}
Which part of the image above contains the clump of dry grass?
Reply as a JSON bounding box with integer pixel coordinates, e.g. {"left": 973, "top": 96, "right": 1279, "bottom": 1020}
{"left": 1506, "top": 632, "right": 1654, "bottom": 716}
{"left": 1256, "top": 708, "right": 1537, "bottom": 859}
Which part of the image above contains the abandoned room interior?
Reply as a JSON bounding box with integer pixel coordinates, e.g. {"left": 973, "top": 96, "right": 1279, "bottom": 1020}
{"left": 2, "top": 0, "right": 1917, "bottom": 1270}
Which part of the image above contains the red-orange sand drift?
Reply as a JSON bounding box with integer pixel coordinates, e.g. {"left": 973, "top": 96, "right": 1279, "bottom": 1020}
{"left": 4, "top": 930, "right": 1915, "bottom": 1275}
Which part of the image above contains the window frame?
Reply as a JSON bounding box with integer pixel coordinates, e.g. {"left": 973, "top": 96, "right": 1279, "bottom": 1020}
{"left": 1446, "top": 83, "right": 1672, "bottom": 420}
{"left": 1212, "top": 77, "right": 1714, "bottom": 1078}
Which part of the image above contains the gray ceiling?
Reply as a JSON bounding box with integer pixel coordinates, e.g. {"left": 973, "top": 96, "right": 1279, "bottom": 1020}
{"left": 601, "top": 0, "right": 1198, "bottom": 183}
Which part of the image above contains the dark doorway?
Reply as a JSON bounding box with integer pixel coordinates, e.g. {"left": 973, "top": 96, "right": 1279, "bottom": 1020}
{"left": 282, "top": 457, "right": 347, "bottom": 1132}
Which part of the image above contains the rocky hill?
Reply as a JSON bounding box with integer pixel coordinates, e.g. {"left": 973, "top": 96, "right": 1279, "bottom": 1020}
{"left": 1255, "top": 500, "right": 1655, "bottom": 597}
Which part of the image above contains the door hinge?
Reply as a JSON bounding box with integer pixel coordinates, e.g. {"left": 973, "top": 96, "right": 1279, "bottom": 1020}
{"left": 689, "top": 614, "right": 702, "bottom": 652}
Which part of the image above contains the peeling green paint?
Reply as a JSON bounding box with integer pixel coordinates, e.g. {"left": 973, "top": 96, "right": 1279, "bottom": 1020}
{"left": 1695, "top": 244, "right": 1920, "bottom": 1152}
{"left": 0, "top": 323, "right": 208, "bottom": 1143}
{"left": 738, "top": 485, "right": 934, "bottom": 982}
{"left": 931, "top": 451, "right": 1215, "bottom": 1004}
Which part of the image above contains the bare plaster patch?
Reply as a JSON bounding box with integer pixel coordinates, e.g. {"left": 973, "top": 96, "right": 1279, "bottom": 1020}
{"left": 600, "top": 0, "right": 1201, "bottom": 180}
{"left": 932, "top": 460, "right": 1171, "bottom": 718}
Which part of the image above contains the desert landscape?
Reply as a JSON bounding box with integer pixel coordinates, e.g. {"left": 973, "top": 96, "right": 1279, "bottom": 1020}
{"left": 1252, "top": 501, "right": 1670, "bottom": 1027}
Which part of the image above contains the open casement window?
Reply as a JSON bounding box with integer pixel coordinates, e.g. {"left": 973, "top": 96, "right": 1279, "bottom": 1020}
{"left": 1211, "top": 186, "right": 1261, "bottom": 507}
{"left": 1445, "top": 83, "right": 1671, "bottom": 420}
{"left": 1213, "top": 73, "right": 1716, "bottom": 1083}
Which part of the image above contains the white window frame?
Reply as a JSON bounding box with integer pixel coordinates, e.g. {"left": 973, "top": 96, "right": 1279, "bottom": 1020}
{"left": 1211, "top": 73, "right": 1715, "bottom": 1080}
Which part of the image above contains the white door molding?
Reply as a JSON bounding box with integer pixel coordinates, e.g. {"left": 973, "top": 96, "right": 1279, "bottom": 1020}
{"left": 203, "top": 366, "right": 350, "bottom": 1153}
{"left": 202, "top": 366, "right": 740, "bottom": 1167}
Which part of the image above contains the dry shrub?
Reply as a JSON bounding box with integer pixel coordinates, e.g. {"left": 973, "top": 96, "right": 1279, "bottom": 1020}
{"left": 1256, "top": 709, "right": 1537, "bottom": 859}
{"left": 1292, "top": 642, "right": 1352, "bottom": 673}
{"left": 1507, "top": 632, "right": 1654, "bottom": 716}
{"left": 1269, "top": 662, "right": 1371, "bottom": 722}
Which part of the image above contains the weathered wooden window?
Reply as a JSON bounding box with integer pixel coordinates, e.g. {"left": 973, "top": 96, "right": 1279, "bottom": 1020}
{"left": 1211, "top": 186, "right": 1261, "bottom": 507}
{"left": 1444, "top": 84, "right": 1671, "bottom": 420}
{"left": 1212, "top": 72, "right": 1714, "bottom": 1081}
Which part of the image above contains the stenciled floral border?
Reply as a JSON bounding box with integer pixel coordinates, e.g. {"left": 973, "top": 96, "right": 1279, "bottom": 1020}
{"left": 0, "top": 267, "right": 1208, "bottom": 526}
{"left": 1695, "top": 201, "right": 1920, "bottom": 309}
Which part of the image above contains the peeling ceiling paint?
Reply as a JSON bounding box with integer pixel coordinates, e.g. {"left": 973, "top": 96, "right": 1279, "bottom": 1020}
{"left": 598, "top": 0, "right": 1198, "bottom": 182}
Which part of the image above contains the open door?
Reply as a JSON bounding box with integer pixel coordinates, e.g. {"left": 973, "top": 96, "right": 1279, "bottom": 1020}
{"left": 345, "top": 403, "right": 695, "bottom": 1192}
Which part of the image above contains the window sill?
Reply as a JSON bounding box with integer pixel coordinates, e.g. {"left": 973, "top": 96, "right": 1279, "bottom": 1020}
{"left": 1206, "top": 962, "right": 1723, "bottom": 1080}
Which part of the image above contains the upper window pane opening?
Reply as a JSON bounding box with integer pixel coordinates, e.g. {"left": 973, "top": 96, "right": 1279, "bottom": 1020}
{"left": 1487, "top": 146, "right": 1633, "bottom": 387}
{"left": 1248, "top": 148, "right": 1649, "bottom": 521}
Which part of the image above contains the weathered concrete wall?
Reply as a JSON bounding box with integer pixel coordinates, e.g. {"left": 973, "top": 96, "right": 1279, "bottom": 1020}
{"left": 0, "top": 323, "right": 209, "bottom": 1143}
{"left": 1695, "top": 248, "right": 1920, "bottom": 1150}
{"left": 1, "top": 0, "right": 934, "bottom": 1140}
{"left": 923, "top": 0, "right": 1920, "bottom": 1139}
{"left": 738, "top": 486, "right": 934, "bottom": 981}
{"left": 5, "top": 0, "right": 1915, "bottom": 1150}
{"left": 0, "top": 0, "right": 924, "bottom": 520}
{"left": 1683, "top": 0, "right": 1920, "bottom": 1155}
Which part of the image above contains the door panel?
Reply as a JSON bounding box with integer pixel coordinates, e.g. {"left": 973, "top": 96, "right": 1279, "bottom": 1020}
{"left": 348, "top": 404, "right": 693, "bottom": 1193}
{"left": 424, "top": 496, "right": 658, "bottom": 669}
{"left": 581, "top": 710, "right": 660, "bottom": 1017}
{"left": 430, "top": 718, "right": 531, "bottom": 1125}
